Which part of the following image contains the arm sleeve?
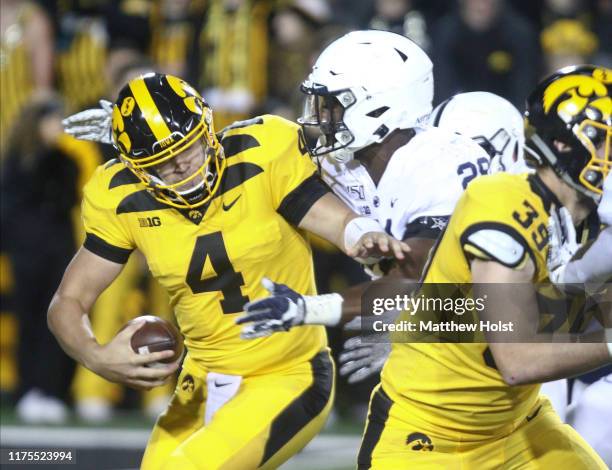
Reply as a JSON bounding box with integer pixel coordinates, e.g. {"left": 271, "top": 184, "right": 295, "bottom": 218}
{"left": 81, "top": 169, "right": 135, "bottom": 263}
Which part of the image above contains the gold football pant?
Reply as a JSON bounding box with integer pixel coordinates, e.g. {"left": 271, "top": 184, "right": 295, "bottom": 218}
{"left": 141, "top": 349, "right": 335, "bottom": 470}
{"left": 358, "top": 385, "right": 607, "bottom": 469}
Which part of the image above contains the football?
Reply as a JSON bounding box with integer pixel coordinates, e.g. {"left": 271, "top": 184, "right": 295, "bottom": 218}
{"left": 124, "top": 315, "right": 184, "bottom": 364}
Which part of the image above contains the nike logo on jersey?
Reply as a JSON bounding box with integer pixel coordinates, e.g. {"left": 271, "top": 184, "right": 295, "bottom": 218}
{"left": 214, "top": 380, "right": 232, "bottom": 387}
{"left": 222, "top": 195, "right": 241, "bottom": 211}
{"left": 526, "top": 405, "right": 542, "bottom": 422}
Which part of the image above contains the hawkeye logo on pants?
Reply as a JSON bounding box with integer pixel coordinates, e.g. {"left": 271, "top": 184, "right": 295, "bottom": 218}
{"left": 181, "top": 374, "right": 195, "bottom": 394}
{"left": 406, "top": 432, "right": 434, "bottom": 451}
{"left": 138, "top": 216, "right": 162, "bottom": 227}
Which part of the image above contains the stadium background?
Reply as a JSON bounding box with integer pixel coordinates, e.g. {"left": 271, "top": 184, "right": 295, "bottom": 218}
{"left": 0, "top": 0, "right": 610, "bottom": 468}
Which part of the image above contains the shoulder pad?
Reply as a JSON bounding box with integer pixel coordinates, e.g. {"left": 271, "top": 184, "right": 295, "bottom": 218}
{"left": 463, "top": 225, "right": 528, "bottom": 268}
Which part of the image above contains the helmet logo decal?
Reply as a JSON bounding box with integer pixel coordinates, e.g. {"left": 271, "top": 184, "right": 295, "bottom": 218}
{"left": 118, "top": 132, "right": 132, "bottom": 153}
{"left": 120, "top": 97, "right": 135, "bottom": 117}
{"left": 543, "top": 72, "right": 609, "bottom": 124}
{"left": 166, "top": 75, "right": 203, "bottom": 115}
{"left": 184, "top": 96, "right": 202, "bottom": 114}
{"left": 112, "top": 105, "right": 124, "bottom": 132}
{"left": 112, "top": 105, "right": 132, "bottom": 153}
{"left": 167, "top": 75, "right": 187, "bottom": 97}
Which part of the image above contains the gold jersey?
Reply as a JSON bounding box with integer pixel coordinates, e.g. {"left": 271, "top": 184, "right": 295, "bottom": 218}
{"left": 81, "top": 115, "right": 328, "bottom": 375}
{"left": 382, "top": 172, "right": 575, "bottom": 441}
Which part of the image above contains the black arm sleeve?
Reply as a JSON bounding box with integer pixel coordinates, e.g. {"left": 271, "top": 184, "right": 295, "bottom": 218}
{"left": 83, "top": 232, "right": 133, "bottom": 264}
{"left": 277, "top": 173, "right": 331, "bottom": 226}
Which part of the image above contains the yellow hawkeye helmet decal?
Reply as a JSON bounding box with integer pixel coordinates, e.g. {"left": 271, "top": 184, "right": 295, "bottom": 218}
{"left": 526, "top": 65, "right": 611, "bottom": 199}
{"left": 542, "top": 70, "right": 610, "bottom": 122}
{"left": 111, "top": 73, "right": 225, "bottom": 209}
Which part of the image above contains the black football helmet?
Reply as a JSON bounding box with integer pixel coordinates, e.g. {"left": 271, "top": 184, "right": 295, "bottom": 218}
{"left": 111, "top": 73, "right": 225, "bottom": 208}
{"left": 525, "top": 65, "right": 611, "bottom": 200}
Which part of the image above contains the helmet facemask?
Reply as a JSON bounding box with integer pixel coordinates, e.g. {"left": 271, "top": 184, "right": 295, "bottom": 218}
{"left": 119, "top": 110, "right": 226, "bottom": 209}
{"left": 526, "top": 108, "right": 611, "bottom": 200}
{"left": 475, "top": 128, "right": 525, "bottom": 174}
{"left": 298, "top": 82, "right": 357, "bottom": 160}
{"left": 573, "top": 118, "right": 611, "bottom": 195}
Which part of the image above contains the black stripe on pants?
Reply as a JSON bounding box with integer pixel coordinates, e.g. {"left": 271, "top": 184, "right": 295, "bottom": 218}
{"left": 259, "top": 350, "right": 334, "bottom": 467}
{"left": 358, "top": 386, "right": 393, "bottom": 470}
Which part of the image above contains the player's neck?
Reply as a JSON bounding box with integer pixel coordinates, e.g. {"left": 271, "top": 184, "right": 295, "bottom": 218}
{"left": 355, "top": 129, "right": 415, "bottom": 186}
{"left": 538, "top": 167, "right": 593, "bottom": 225}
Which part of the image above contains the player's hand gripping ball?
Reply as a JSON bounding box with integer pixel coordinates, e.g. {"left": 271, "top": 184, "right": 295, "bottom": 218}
{"left": 122, "top": 315, "right": 184, "bottom": 366}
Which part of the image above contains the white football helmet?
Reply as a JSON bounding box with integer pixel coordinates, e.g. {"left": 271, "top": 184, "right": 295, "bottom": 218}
{"left": 430, "top": 91, "right": 528, "bottom": 174}
{"left": 299, "top": 30, "right": 434, "bottom": 163}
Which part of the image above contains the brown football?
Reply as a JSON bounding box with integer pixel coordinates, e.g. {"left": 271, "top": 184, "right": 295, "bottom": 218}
{"left": 124, "top": 315, "right": 184, "bottom": 363}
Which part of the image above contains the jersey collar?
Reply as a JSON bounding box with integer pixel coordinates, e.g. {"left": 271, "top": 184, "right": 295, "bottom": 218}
{"left": 527, "top": 173, "right": 562, "bottom": 214}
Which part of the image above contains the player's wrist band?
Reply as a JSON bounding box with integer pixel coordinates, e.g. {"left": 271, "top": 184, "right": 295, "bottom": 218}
{"left": 344, "top": 216, "right": 385, "bottom": 251}
{"left": 303, "top": 294, "right": 344, "bottom": 327}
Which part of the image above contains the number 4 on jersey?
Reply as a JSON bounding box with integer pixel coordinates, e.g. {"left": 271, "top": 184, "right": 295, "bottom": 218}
{"left": 186, "top": 232, "right": 249, "bottom": 314}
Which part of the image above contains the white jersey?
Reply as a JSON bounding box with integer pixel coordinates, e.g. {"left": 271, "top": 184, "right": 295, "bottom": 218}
{"left": 321, "top": 127, "right": 490, "bottom": 240}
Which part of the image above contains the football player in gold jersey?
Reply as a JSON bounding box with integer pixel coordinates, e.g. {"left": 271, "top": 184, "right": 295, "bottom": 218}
{"left": 358, "top": 66, "right": 611, "bottom": 469}
{"left": 47, "top": 73, "right": 410, "bottom": 470}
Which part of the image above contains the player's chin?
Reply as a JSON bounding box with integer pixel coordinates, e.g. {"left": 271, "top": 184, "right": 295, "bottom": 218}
{"left": 177, "top": 175, "right": 205, "bottom": 192}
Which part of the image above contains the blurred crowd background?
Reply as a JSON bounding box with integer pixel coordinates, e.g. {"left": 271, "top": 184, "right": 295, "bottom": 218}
{"left": 0, "top": 0, "right": 611, "bottom": 426}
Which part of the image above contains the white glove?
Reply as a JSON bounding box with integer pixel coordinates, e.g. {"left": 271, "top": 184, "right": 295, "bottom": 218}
{"left": 598, "top": 172, "right": 612, "bottom": 225}
{"left": 547, "top": 206, "right": 580, "bottom": 284}
{"left": 62, "top": 99, "right": 113, "bottom": 144}
{"left": 339, "top": 334, "right": 390, "bottom": 383}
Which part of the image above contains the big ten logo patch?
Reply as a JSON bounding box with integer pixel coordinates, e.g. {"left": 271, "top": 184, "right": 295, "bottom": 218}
{"left": 138, "top": 216, "right": 162, "bottom": 227}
